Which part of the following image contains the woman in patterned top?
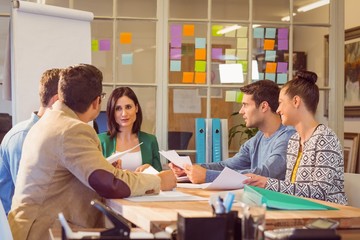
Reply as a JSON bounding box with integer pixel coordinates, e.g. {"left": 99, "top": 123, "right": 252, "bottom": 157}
{"left": 244, "top": 71, "right": 347, "bottom": 205}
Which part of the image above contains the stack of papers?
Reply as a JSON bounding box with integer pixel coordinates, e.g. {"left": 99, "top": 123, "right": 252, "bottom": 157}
{"left": 159, "top": 150, "right": 192, "bottom": 169}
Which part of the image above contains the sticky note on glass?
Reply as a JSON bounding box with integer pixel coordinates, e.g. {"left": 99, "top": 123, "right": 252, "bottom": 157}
{"left": 237, "top": 38, "right": 248, "bottom": 49}
{"left": 258, "top": 73, "right": 264, "bottom": 80}
{"left": 264, "top": 39, "right": 275, "bottom": 50}
{"left": 265, "top": 50, "right": 276, "bottom": 62}
{"left": 277, "top": 73, "right": 288, "bottom": 84}
{"left": 225, "top": 27, "right": 236, "bottom": 37}
{"left": 225, "top": 91, "right": 237, "bottom": 102}
{"left": 171, "top": 24, "right": 182, "bottom": 37}
{"left": 265, "top": 62, "right": 277, "bottom": 73}
{"left": 183, "top": 24, "right": 195, "bottom": 36}
{"left": 99, "top": 39, "right": 110, "bottom": 51}
{"left": 91, "top": 39, "right": 99, "bottom": 51}
{"left": 224, "top": 48, "right": 236, "bottom": 61}
{"left": 195, "top": 72, "right": 206, "bottom": 84}
{"left": 237, "top": 27, "right": 248, "bottom": 38}
{"left": 278, "top": 39, "right": 288, "bottom": 50}
{"left": 237, "top": 60, "right": 248, "bottom": 73}
{"left": 212, "top": 48, "right": 222, "bottom": 60}
{"left": 195, "top": 49, "right": 206, "bottom": 60}
{"left": 253, "top": 28, "right": 264, "bottom": 38}
{"left": 219, "top": 64, "right": 244, "bottom": 83}
{"left": 277, "top": 62, "right": 288, "bottom": 73}
{"left": 120, "top": 32, "right": 132, "bottom": 44}
{"left": 171, "top": 36, "right": 182, "bottom": 48}
{"left": 170, "top": 60, "right": 181, "bottom": 72}
{"left": 278, "top": 28, "right": 288, "bottom": 39}
{"left": 122, "top": 53, "right": 133, "bottom": 65}
{"left": 170, "top": 48, "right": 182, "bottom": 60}
{"left": 236, "top": 49, "right": 247, "bottom": 60}
{"left": 265, "top": 28, "right": 276, "bottom": 39}
{"left": 195, "top": 61, "right": 206, "bottom": 72}
{"left": 182, "top": 72, "right": 194, "bottom": 83}
{"left": 236, "top": 91, "right": 244, "bottom": 102}
{"left": 195, "top": 38, "right": 206, "bottom": 49}
{"left": 265, "top": 73, "right": 276, "bottom": 81}
{"left": 212, "top": 25, "right": 223, "bottom": 36}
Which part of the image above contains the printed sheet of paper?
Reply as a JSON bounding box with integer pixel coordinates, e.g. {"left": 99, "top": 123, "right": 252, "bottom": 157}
{"left": 106, "top": 142, "right": 143, "bottom": 164}
{"left": 124, "top": 190, "right": 207, "bottom": 202}
{"left": 159, "top": 150, "right": 192, "bottom": 169}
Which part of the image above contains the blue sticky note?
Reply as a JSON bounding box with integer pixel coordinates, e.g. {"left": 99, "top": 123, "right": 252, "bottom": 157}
{"left": 195, "top": 38, "right": 206, "bottom": 49}
{"left": 170, "top": 60, "right": 181, "bottom": 72}
{"left": 265, "top": 73, "right": 276, "bottom": 81}
{"left": 253, "top": 28, "right": 264, "bottom": 39}
{"left": 277, "top": 73, "right": 288, "bottom": 84}
{"left": 122, "top": 53, "right": 133, "bottom": 65}
{"left": 265, "top": 28, "right": 276, "bottom": 39}
{"left": 265, "top": 50, "right": 276, "bottom": 62}
{"left": 258, "top": 73, "right": 264, "bottom": 80}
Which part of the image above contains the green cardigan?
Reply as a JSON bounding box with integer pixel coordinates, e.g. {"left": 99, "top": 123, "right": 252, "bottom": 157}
{"left": 97, "top": 131, "right": 162, "bottom": 171}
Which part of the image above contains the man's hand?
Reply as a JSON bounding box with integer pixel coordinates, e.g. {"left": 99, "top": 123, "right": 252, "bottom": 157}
{"left": 184, "top": 164, "right": 206, "bottom": 184}
{"left": 112, "top": 159, "right": 122, "bottom": 169}
{"left": 157, "top": 170, "right": 177, "bottom": 191}
{"left": 243, "top": 173, "right": 268, "bottom": 188}
{"left": 168, "top": 162, "right": 186, "bottom": 177}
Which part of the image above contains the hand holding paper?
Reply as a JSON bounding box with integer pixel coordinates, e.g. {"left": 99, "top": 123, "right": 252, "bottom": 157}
{"left": 106, "top": 142, "right": 143, "bottom": 164}
{"left": 159, "top": 150, "right": 192, "bottom": 169}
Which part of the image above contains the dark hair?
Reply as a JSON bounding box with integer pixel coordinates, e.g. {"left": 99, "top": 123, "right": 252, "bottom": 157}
{"left": 59, "top": 64, "right": 103, "bottom": 113}
{"left": 283, "top": 70, "right": 319, "bottom": 114}
{"left": 106, "top": 87, "right": 143, "bottom": 138}
{"left": 240, "top": 80, "right": 280, "bottom": 113}
{"left": 39, "top": 68, "right": 61, "bottom": 107}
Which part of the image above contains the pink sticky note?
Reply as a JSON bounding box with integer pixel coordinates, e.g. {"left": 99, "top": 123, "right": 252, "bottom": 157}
{"left": 99, "top": 39, "right": 111, "bottom": 51}
{"left": 212, "top": 48, "right": 222, "bottom": 60}
{"left": 170, "top": 48, "right": 182, "bottom": 60}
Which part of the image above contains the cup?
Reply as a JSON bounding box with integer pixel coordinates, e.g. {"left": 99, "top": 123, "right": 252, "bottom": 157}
{"left": 241, "top": 203, "right": 266, "bottom": 240}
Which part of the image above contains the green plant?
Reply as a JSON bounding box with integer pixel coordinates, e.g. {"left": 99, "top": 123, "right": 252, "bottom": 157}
{"left": 228, "top": 112, "right": 258, "bottom": 148}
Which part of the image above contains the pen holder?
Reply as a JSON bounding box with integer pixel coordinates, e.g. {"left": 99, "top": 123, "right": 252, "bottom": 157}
{"left": 177, "top": 211, "right": 241, "bottom": 240}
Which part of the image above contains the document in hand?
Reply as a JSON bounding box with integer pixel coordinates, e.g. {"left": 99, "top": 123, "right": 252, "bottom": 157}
{"left": 106, "top": 142, "right": 143, "bottom": 164}
{"left": 243, "top": 185, "right": 338, "bottom": 210}
{"left": 177, "top": 167, "right": 249, "bottom": 190}
{"left": 159, "top": 150, "right": 192, "bottom": 169}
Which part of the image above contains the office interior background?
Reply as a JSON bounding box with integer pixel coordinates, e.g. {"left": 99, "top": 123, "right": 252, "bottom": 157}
{"left": 0, "top": 0, "right": 359, "bottom": 168}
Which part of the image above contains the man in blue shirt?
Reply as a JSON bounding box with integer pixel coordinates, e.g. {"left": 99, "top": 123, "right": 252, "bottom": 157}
{"left": 169, "top": 80, "right": 295, "bottom": 183}
{"left": 0, "top": 68, "right": 60, "bottom": 215}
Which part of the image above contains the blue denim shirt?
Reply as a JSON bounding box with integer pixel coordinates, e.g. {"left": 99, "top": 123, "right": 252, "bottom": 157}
{"left": 202, "top": 125, "right": 295, "bottom": 183}
{"left": 0, "top": 112, "right": 39, "bottom": 215}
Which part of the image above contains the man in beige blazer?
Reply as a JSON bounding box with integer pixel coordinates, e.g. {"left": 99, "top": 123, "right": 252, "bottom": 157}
{"left": 8, "top": 64, "right": 176, "bottom": 240}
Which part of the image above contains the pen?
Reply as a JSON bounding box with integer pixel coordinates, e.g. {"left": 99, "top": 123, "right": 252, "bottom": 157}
{"left": 223, "top": 192, "right": 235, "bottom": 213}
{"left": 215, "top": 196, "right": 226, "bottom": 215}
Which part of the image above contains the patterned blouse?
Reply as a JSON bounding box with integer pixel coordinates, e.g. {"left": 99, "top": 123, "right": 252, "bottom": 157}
{"left": 266, "top": 124, "right": 348, "bottom": 205}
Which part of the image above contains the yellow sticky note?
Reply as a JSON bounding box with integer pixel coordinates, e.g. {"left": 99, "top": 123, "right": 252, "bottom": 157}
{"left": 182, "top": 72, "right": 194, "bottom": 83}
{"left": 237, "top": 38, "right": 248, "bottom": 49}
{"left": 212, "top": 25, "right": 223, "bottom": 36}
{"left": 195, "top": 72, "right": 206, "bottom": 84}
{"left": 183, "top": 24, "right": 195, "bottom": 36}
{"left": 195, "top": 49, "right": 206, "bottom": 60}
{"left": 91, "top": 39, "right": 99, "bottom": 51}
{"left": 195, "top": 61, "right": 206, "bottom": 72}
{"left": 264, "top": 39, "right": 275, "bottom": 50}
{"left": 225, "top": 91, "right": 237, "bottom": 102}
{"left": 120, "top": 32, "right": 132, "bottom": 44}
{"left": 266, "top": 62, "right": 277, "bottom": 73}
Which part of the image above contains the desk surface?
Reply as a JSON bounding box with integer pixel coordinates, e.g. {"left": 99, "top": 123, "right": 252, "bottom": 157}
{"left": 106, "top": 188, "right": 360, "bottom": 234}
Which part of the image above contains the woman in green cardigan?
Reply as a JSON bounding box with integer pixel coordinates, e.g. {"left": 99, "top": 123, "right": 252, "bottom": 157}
{"left": 98, "top": 87, "right": 162, "bottom": 172}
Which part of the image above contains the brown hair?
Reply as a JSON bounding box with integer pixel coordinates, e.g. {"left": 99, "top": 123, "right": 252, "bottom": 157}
{"left": 59, "top": 64, "right": 103, "bottom": 113}
{"left": 283, "top": 71, "right": 319, "bottom": 114}
{"left": 106, "top": 87, "right": 143, "bottom": 138}
{"left": 39, "top": 68, "right": 61, "bottom": 107}
{"left": 240, "top": 80, "right": 280, "bottom": 113}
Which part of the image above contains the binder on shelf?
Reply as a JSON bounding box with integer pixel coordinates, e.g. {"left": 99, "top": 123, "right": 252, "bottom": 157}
{"left": 220, "top": 119, "right": 229, "bottom": 160}
{"left": 195, "top": 118, "right": 206, "bottom": 164}
{"left": 212, "top": 118, "right": 222, "bottom": 162}
{"left": 205, "top": 118, "right": 212, "bottom": 163}
{"left": 243, "top": 185, "right": 338, "bottom": 210}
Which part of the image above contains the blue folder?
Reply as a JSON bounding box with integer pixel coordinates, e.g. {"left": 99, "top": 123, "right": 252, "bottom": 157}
{"left": 212, "top": 118, "right": 222, "bottom": 162}
{"left": 195, "top": 118, "right": 206, "bottom": 164}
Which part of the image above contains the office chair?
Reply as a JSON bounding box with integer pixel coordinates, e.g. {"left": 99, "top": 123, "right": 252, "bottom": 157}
{"left": 0, "top": 200, "right": 13, "bottom": 240}
{"left": 168, "top": 131, "right": 193, "bottom": 150}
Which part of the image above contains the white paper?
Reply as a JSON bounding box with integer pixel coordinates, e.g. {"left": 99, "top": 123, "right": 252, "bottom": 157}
{"left": 106, "top": 142, "right": 143, "bottom": 164}
{"left": 219, "top": 64, "right": 244, "bottom": 83}
{"left": 142, "top": 166, "right": 159, "bottom": 175}
{"left": 159, "top": 150, "right": 192, "bottom": 169}
{"left": 124, "top": 190, "right": 207, "bottom": 202}
{"left": 177, "top": 167, "right": 248, "bottom": 190}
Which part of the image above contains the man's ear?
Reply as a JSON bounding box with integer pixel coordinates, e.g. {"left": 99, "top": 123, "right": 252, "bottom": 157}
{"left": 47, "top": 94, "right": 59, "bottom": 107}
{"left": 92, "top": 96, "right": 100, "bottom": 110}
{"left": 261, "top": 101, "right": 269, "bottom": 112}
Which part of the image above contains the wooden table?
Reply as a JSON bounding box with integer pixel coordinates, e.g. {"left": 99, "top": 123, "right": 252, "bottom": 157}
{"left": 106, "top": 188, "right": 360, "bottom": 237}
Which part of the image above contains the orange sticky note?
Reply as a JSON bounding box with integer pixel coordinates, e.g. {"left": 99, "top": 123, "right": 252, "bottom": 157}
{"left": 182, "top": 72, "right": 194, "bottom": 83}
{"left": 120, "top": 32, "right": 132, "bottom": 44}
{"left": 264, "top": 39, "right": 275, "bottom": 50}
{"left": 183, "top": 24, "right": 194, "bottom": 36}
{"left": 195, "top": 72, "right": 206, "bottom": 84}
{"left": 195, "top": 49, "right": 206, "bottom": 60}
{"left": 266, "top": 62, "right": 277, "bottom": 73}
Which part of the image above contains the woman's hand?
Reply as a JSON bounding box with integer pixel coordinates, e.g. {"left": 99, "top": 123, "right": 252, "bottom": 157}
{"left": 135, "top": 164, "right": 151, "bottom": 172}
